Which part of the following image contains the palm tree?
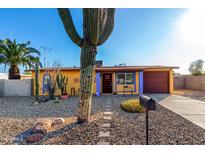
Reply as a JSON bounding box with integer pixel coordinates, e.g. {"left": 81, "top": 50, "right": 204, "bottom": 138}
{"left": 0, "top": 38, "right": 41, "bottom": 79}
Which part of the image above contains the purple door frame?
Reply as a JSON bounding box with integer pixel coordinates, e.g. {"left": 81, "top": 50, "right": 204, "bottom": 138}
{"left": 96, "top": 72, "right": 101, "bottom": 96}
{"left": 139, "top": 71, "right": 144, "bottom": 96}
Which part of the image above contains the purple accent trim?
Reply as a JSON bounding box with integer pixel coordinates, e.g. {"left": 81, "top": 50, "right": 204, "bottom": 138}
{"left": 96, "top": 72, "right": 101, "bottom": 96}
{"left": 139, "top": 71, "right": 144, "bottom": 96}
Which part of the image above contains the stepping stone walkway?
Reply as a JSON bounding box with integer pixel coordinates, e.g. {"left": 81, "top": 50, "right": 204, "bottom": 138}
{"left": 98, "top": 131, "right": 110, "bottom": 137}
{"left": 97, "top": 99, "right": 112, "bottom": 145}
{"left": 103, "top": 116, "right": 111, "bottom": 120}
{"left": 104, "top": 112, "right": 112, "bottom": 115}
{"left": 101, "top": 123, "right": 111, "bottom": 128}
{"left": 97, "top": 141, "right": 110, "bottom": 145}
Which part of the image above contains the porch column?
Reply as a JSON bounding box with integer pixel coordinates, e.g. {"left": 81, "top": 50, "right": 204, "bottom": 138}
{"left": 96, "top": 72, "right": 101, "bottom": 96}
{"left": 134, "top": 72, "right": 136, "bottom": 92}
{"left": 139, "top": 71, "right": 144, "bottom": 96}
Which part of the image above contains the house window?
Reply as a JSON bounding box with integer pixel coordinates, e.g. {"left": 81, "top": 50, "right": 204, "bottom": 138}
{"left": 116, "top": 73, "right": 134, "bottom": 85}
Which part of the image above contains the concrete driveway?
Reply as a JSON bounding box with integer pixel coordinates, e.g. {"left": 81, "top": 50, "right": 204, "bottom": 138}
{"left": 157, "top": 94, "right": 205, "bottom": 129}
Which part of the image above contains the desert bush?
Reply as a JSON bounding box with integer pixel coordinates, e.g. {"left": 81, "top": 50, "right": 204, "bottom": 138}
{"left": 120, "top": 99, "right": 145, "bottom": 113}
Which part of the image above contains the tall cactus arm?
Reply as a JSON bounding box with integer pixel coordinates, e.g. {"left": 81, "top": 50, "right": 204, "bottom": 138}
{"left": 98, "top": 8, "right": 115, "bottom": 45}
{"left": 58, "top": 8, "right": 83, "bottom": 47}
{"left": 99, "top": 9, "right": 108, "bottom": 35}
{"left": 88, "top": 9, "right": 100, "bottom": 46}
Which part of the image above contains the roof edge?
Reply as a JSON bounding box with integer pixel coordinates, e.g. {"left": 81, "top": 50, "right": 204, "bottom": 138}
{"left": 26, "top": 65, "right": 179, "bottom": 72}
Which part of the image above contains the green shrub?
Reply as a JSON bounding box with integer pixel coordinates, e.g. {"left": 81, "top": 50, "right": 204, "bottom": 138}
{"left": 120, "top": 99, "right": 145, "bottom": 113}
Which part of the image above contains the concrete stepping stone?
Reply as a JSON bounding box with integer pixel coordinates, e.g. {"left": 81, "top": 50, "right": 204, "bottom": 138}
{"left": 104, "top": 112, "right": 112, "bottom": 115}
{"left": 103, "top": 116, "right": 111, "bottom": 120}
{"left": 97, "top": 141, "right": 110, "bottom": 145}
{"left": 98, "top": 131, "right": 110, "bottom": 137}
{"left": 101, "top": 123, "right": 111, "bottom": 128}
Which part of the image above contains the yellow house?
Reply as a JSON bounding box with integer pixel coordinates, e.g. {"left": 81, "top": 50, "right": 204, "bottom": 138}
{"left": 29, "top": 65, "right": 178, "bottom": 96}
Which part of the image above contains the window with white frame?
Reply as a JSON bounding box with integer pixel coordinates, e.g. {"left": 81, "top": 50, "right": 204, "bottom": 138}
{"left": 116, "top": 73, "right": 134, "bottom": 85}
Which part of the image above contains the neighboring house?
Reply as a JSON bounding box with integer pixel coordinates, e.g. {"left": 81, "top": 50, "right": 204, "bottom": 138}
{"left": 29, "top": 64, "right": 179, "bottom": 96}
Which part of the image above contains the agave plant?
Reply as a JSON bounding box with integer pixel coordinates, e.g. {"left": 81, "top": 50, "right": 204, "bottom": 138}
{"left": 0, "top": 38, "right": 41, "bottom": 79}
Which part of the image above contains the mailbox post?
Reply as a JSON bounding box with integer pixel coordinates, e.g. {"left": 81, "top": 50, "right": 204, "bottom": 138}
{"left": 140, "top": 95, "right": 157, "bottom": 145}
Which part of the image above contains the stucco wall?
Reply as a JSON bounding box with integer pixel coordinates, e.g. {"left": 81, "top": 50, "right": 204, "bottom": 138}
{"left": 169, "top": 69, "right": 174, "bottom": 94}
{"left": 32, "top": 70, "right": 96, "bottom": 96}
{"left": 0, "top": 79, "right": 32, "bottom": 96}
{"left": 31, "top": 68, "right": 174, "bottom": 96}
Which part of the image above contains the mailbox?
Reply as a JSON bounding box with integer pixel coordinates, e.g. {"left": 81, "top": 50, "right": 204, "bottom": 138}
{"left": 140, "top": 95, "right": 157, "bottom": 145}
{"left": 140, "top": 95, "right": 156, "bottom": 111}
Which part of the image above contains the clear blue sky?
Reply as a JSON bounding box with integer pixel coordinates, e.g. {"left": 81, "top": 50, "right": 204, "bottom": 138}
{"left": 0, "top": 8, "right": 192, "bottom": 73}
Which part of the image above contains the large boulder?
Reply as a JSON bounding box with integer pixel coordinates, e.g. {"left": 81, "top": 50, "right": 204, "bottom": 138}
{"left": 51, "top": 118, "right": 65, "bottom": 127}
{"left": 32, "top": 119, "right": 52, "bottom": 134}
{"left": 26, "top": 133, "right": 43, "bottom": 143}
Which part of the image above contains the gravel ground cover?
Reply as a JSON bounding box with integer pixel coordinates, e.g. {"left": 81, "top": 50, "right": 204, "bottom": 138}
{"left": 1, "top": 95, "right": 205, "bottom": 145}
{"left": 0, "top": 96, "right": 79, "bottom": 144}
{"left": 174, "top": 89, "right": 205, "bottom": 102}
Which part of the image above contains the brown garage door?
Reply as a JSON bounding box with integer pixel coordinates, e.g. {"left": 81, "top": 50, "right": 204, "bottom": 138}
{"left": 143, "top": 71, "right": 169, "bottom": 93}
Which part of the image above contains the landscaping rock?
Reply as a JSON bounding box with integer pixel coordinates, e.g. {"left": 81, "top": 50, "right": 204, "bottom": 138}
{"left": 32, "top": 120, "right": 52, "bottom": 134}
{"left": 51, "top": 118, "right": 65, "bottom": 127}
{"left": 43, "top": 95, "right": 205, "bottom": 145}
{"left": 26, "top": 133, "right": 43, "bottom": 143}
{"left": 33, "top": 101, "right": 39, "bottom": 105}
{"left": 32, "top": 125, "right": 48, "bottom": 134}
{"left": 2, "top": 95, "right": 205, "bottom": 145}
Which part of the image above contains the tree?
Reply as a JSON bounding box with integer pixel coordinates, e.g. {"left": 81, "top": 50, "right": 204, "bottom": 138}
{"left": 188, "top": 59, "right": 204, "bottom": 76}
{"left": 58, "top": 8, "right": 115, "bottom": 123}
{"left": 0, "top": 39, "right": 41, "bottom": 79}
{"left": 47, "top": 59, "right": 62, "bottom": 100}
{"left": 34, "top": 58, "right": 43, "bottom": 102}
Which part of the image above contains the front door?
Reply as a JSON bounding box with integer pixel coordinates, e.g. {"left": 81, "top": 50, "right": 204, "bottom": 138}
{"left": 103, "top": 73, "right": 112, "bottom": 93}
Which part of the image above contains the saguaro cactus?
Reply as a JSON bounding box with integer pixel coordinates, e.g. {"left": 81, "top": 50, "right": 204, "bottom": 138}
{"left": 56, "top": 73, "right": 68, "bottom": 95}
{"left": 58, "top": 8, "right": 115, "bottom": 123}
{"left": 34, "top": 62, "right": 39, "bottom": 102}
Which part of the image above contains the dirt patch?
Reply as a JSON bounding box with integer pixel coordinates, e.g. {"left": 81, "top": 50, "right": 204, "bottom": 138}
{"left": 174, "top": 89, "right": 205, "bottom": 102}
